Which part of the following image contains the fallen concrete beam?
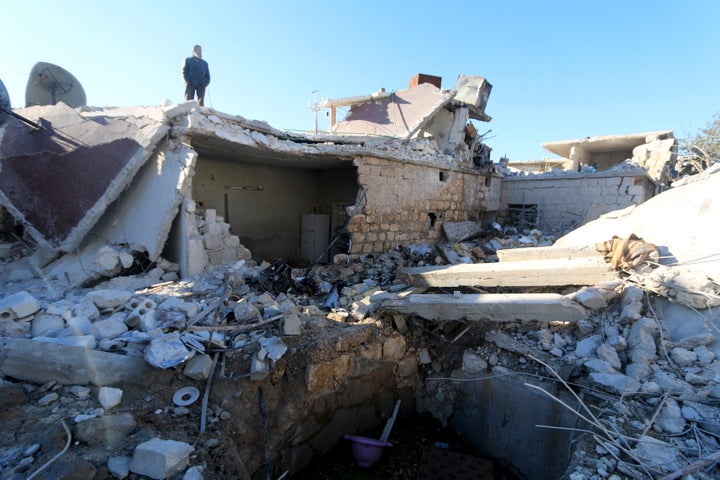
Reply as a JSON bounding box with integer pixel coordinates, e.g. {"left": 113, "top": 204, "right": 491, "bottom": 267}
{"left": 399, "top": 257, "right": 616, "bottom": 288}
{"left": 495, "top": 245, "right": 602, "bottom": 262}
{"left": 0, "top": 338, "right": 151, "bottom": 386}
{"left": 379, "top": 293, "right": 587, "bottom": 323}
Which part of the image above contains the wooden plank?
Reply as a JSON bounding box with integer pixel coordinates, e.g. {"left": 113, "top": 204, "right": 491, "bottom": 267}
{"left": 495, "top": 245, "right": 602, "bottom": 262}
{"left": 379, "top": 293, "right": 587, "bottom": 323}
{"left": 399, "top": 256, "right": 615, "bottom": 288}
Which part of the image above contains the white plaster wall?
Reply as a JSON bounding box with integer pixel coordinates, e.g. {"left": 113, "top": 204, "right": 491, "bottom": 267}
{"left": 192, "top": 157, "right": 357, "bottom": 262}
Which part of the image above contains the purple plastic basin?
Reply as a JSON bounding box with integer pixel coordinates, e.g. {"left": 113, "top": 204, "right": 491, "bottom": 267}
{"left": 344, "top": 435, "right": 393, "bottom": 468}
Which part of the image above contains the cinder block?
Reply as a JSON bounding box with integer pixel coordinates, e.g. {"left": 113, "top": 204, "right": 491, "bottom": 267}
{"left": 0, "top": 291, "right": 40, "bottom": 320}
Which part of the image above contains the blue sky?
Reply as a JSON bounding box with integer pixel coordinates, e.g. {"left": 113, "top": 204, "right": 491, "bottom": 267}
{"left": 3, "top": 0, "right": 719, "bottom": 161}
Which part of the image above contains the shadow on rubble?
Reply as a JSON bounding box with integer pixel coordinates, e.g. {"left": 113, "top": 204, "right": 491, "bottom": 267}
{"left": 292, "top": 412, "right": 523, "bottom": 480}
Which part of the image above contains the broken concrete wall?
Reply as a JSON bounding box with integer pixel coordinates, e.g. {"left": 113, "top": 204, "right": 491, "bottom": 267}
{"left": 633, "top": 136, "right": 676, "bottom": 183}
{"left": 444, "top": 375, "right": 579, "bottom": 480}
{"left": 542, "top": 131, "right": 675, "bottom": 178}
{"left": 421, "top": 106, "right": 470, "bottom": 156}
{"left": 499, "top": 172, "right": 655, "bottom": 233}
{"left": 192, "top": 156, "right": 357, "bottom": 261}
{"left": 348, "top": 156, "right": 492, "bottom": 254}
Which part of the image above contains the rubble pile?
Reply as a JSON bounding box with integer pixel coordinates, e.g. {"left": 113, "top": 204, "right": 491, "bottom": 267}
{"left": 0, "top": 172, "right": 718, "bottom": 479}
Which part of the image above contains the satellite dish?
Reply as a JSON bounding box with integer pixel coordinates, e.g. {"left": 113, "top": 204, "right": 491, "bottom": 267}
{"left": 25, "top": 62, "right": 86, "bottom": 108}
{"left": 0, "top": 78, "right": 10, "bottom": 126}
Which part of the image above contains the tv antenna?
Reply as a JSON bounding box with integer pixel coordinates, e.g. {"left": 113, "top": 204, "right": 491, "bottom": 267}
{"left": 307, "top": 90, "right": 325, "bottom": 133}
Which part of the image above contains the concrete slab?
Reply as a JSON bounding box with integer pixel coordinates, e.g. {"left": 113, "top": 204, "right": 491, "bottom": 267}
{"left": 495, "top": 244, "right": 602, "bottom": 262}
{"left": 399, "top": 256, "right": 615, "bottom": 288}
{"left": 0, "top": 338, "right": 151, "bottom": 386}
{"left": 0, "top": 103, "right": 169, "bottom": 252}
{"left": 379, "top": 293, "right": 587, "bottom": 323}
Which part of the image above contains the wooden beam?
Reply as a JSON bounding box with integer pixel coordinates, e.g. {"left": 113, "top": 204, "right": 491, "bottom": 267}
{"left": 379, "top": 293, "right": 587, "bottom": 323}
{"left": 399, "top": 256, "right": 615, "bottom": 288}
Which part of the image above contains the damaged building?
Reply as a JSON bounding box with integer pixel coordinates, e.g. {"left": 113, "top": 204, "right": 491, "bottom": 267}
{"left": 0, "top": 71, "right": 719, "bottom": 480}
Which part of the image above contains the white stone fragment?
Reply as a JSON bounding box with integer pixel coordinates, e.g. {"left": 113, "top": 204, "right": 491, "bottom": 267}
{"left": 183, "top": 466, "right": 204, "bottom": 480}
{"left": 574, "top": 334, "right": 602, "bottom": 358}
{"left": 85, "top": 289, "right": 133, "bottom": 309}
{"left": 108, "top": 456, "right": 131, "bottom": 479}
{"left": 183, "top": 354, "right": 213, "bottom": 381}
{"left": 89, "top": 318, "right": 129, "bottom": 341}
{"left": 281, "top": 314, "right": 302, "bottom": 335}
{"left": 74, "top": 301, "right": 100, "bottom": 320}
{"left": 99, "top": 387, "right": 124, "bottom": 410}
{"left": 573, "top": 287, "right": 608, "bottom": 310}
{"left": 669, "top": 347, "right": 697, "bottom": 366}
{"left": 31, "top": 314, "right": 65, "bottom": 337}
{"left": 655, "top": 398, "right": 686, "bottom": 435}
{"left": 462, "top": 349, "right": 488, "bottom": 374}
{"left": 93, "top": 246, "right": 121, "bottom": 272}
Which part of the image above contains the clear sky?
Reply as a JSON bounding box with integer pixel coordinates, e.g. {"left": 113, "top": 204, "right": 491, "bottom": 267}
{"left": 3, "top": 0, "right": 719, "bottom": 161}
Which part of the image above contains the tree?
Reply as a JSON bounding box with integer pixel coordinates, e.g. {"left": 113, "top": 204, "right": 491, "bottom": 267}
{"left": 677, "top": 112, "right": 720, "bottom": 176}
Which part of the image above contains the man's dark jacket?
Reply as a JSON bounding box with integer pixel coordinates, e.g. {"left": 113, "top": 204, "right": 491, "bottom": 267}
{"left": 183, "top": 56, "right": 210, "bottom": 88}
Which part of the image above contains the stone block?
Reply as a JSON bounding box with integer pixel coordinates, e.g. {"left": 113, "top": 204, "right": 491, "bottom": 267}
{"left": 93, "top": 246, "right": 120, "bottom": 272}
{"left": 203, "top": 234, "right": 223, "bottom": 251}
{"left": 184, "top": 354, "right": 213, "bottom": 381}
{"left": 462, "top": 349, "right": 488, "bottom": 374}
{"left": 89, "top": 318, "right": 128, "bottom": 341}
{"left": 306, "top": 355, "right": 351, "bottom": 393}
{"left": 129, "top": 437, "right": 194, "bottom": 479}
{"left": 158, "top": 298, "right": 198, "bottom": 317}
{"left": 66, "top": 316, "right": 93, "bottom": 335}
{"left": 383, "top": 335, "right": 407, "bottom": 360}
{"left": 204, "top": 208, "right": 216, "bottom": 224}
{"left": 573, "top": 287, "right": 608, "bottom": 310}
{"left": 186, "top": 237, "right": 209, "bottom": 276}
{"left": 32, "top": 313, "right": 65, "bottom": 337}
{"left": 0, "top": 291, "right": 40, "bottom": 320}
{"left": 74, "top": 301, "right": 100, "bottom": 321}
{"left": 0, "top": 318, "right": 31, "bottom": 338}
{"left": 84, "top": 289, "right": 133, "bottom": 310}
{"left": 282, "top": 314, "right": 302, "bottom": 336}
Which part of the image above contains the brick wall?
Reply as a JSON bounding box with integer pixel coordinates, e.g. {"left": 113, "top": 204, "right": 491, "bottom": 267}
{"left": 499, "top": 172, "right": 656, "bottom": 234}
{"left": 347, "top": 156, "right": 493, "bottom": 254}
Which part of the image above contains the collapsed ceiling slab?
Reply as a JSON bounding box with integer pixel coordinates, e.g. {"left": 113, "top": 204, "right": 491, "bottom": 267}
{"left": 0, "top": 103, "right": 170, "bottom": 252}
{"left": 542, "top": 131, "right": 673, "bottom": 158}
{"left": 400, "top": 256, "right": 616, "bottom": 288}
{"left": 380, "top": 292, "right": 587, "bottom": 323}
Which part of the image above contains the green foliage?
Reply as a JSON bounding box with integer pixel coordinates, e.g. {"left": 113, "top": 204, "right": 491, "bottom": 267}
{"left": 677, "top": 112, "right": 720, "bottom": 176}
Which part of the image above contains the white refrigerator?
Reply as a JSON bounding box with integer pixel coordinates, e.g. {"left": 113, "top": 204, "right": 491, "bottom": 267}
{"left": 301, "top": 213, "right": 330, "bottom": 264}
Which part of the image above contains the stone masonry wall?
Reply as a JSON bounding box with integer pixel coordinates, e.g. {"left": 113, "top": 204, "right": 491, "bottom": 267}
{"left": 347, "top": 156, "right": 491, "bottom": 254}
{"left": 499, "top": 172, "right": 656, "bottom": 233}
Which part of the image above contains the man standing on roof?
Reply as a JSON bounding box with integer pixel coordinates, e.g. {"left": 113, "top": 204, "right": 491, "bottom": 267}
{"left": 182, "top": 45, "right": 210, "bottom": 106}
